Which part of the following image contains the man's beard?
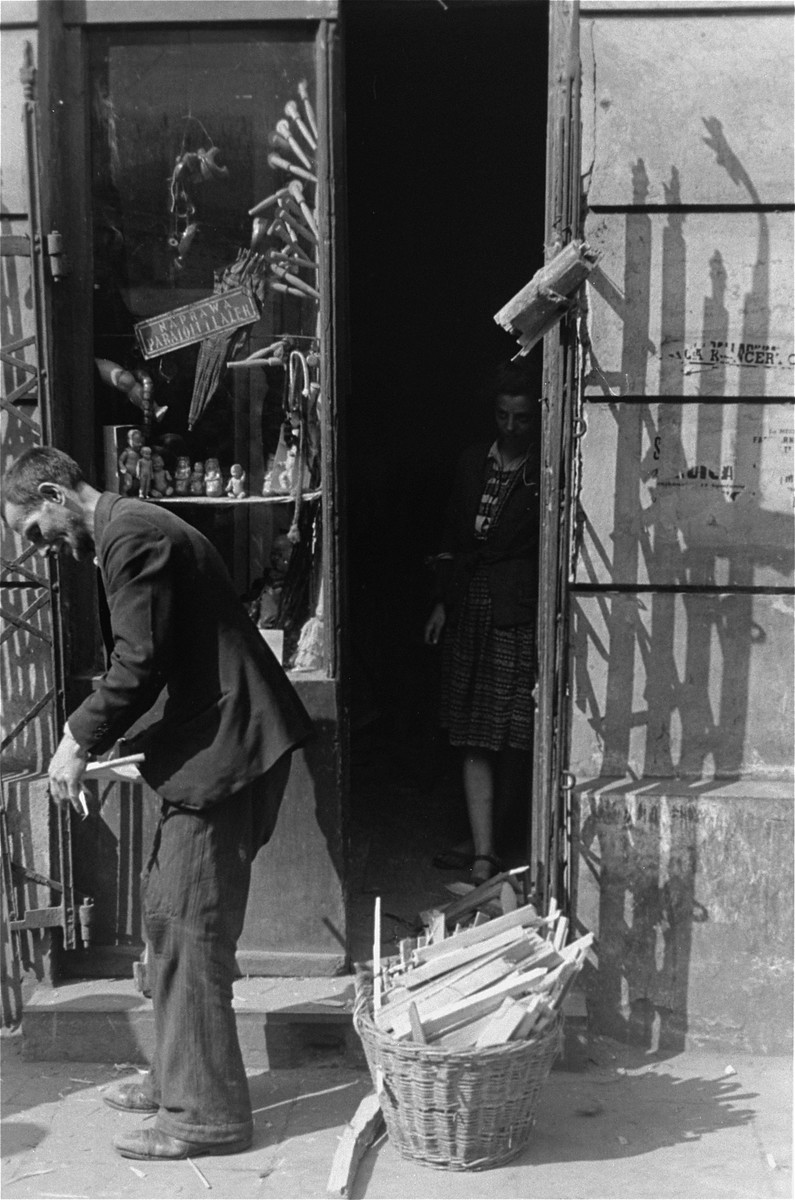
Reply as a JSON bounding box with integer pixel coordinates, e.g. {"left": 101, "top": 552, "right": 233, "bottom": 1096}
{"left": 61, "top": 511, "right": 94, "bottom": 561}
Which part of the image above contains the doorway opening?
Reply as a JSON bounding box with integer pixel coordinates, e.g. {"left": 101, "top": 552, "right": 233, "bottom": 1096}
{"left": 343, "top": 0, "right": 549, "bottom": 959}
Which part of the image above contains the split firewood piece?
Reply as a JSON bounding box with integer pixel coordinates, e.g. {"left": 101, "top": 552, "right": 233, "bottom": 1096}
{"left": 474, "top": 997, "right": 529, "bottom": 1047}
{"left": 403, "top": 924, "right": 527, "bottom": 990}
{"left": 389, "top": 941, "right": 537, "bottom": 1040}
{"left": 400, "top": 968, "right": 549, "bottom": 1042}
{"left": 500, "top": 881, "right": 518, "bottom": 914}
{"left": 407, "top": 1002, "right": 427, "bottom": 1045}
{"left": 518, "top": 941, "right": 565, "bottom": 974}
{"left": 553, "top": 914, "right": 569, "bottom": 952}
{"left": 445, "top": 881, "right": 476, "bottom": 898}
{"left": 375, "top": 930, "right": 527, "bottom": 1032}
{"left": 441, "top": 869, "right": 525, "bottom": 927}
{"left": 413, "top": 901, "right": 544, "bottom": 967}
{"left": 372, "top": 897, "right": 382, "bottom": 1014}
{"left": 560, "top": 931, "right": 595, "bottom": 961}
{"left": 380, "top": 985, "right": 409, "bottom": 1009}
{"left": 385, "top": 940, "right": 528, "bottom": 1036}
{"left": 535, "top": 958, "right": 580, "bottom": 1005}
{"left": 513, "top": 994, "right": 546, "bottom": 1038}
{"left": 432, "top": 1012, "right": 496, "bottom": 1050}
{"left": 417, "top": 909, "right": 446, "bottom": 942}
{"left": 429, "top": 911, "right": 446, "bottom": 943}
{"left": 326, "top": 1092, "right": 385, "bottom": 1198}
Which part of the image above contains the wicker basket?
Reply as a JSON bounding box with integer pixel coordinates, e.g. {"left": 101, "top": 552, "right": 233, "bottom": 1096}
{"left": 353, "top": 993, "right": 562, "bottom": 1171}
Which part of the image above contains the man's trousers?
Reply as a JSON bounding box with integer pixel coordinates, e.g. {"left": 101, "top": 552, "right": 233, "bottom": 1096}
{"left": 139, "top": 756, "right": 290, "bottom": 1145}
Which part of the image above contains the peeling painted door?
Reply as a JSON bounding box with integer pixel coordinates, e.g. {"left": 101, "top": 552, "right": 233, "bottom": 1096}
{"left": 1, "top": 40, "right": 79, "bottom": 1016}
{"left": 532, "top": 0, "right": 583, "bottom": 912}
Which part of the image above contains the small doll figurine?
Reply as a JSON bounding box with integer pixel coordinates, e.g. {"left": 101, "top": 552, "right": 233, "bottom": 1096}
{"left": 174, "top": 456, "right": 191, "bottom": 495}
{"left": 189, "top": 461, "right": 205, "bottom": 496}
{"left": 262, "top": 454, "right": 277, "bottom": 496}
{"left": 118, "top": 428, "right": 144, "bottom": 496}
{"left": 278, "top": 443, "right": 299, "bottom": 494}
{"left": 204, "top": 457, "right": 223, "bottom": 497}
{"left": 151, "top": 453, "right": 174, "bottom": 498}
{"left": 137, "top": 446, "right": 154, "bottom": 499}
{"left": 226, "top": 463, "right": 247, "bottom": 499}
{"left": 256, "top": 534, "right": 293, "bottom": 628}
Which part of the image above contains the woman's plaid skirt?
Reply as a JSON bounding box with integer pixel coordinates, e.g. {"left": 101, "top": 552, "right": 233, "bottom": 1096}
{"left": 440, "top": 568, "right": 535, "bottom": 751}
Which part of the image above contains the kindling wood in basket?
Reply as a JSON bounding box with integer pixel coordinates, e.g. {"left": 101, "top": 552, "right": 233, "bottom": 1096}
{"left": 352, "top": 887, "right": 593, "bottom": 1171}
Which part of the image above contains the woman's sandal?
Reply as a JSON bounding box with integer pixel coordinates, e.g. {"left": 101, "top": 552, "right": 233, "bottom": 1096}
{"left": 470, "top": 854, "right": 504, "bottom": 885}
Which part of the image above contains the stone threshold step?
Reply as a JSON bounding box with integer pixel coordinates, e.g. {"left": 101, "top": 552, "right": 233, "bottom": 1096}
{"left": 21, "top": 976, "right": 588, "bottom": 1069}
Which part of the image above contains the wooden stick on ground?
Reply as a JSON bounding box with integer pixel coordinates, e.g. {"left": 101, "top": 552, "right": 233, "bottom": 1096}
{"left": 327, "top": 1092, "right": 385, "bottom": 1197}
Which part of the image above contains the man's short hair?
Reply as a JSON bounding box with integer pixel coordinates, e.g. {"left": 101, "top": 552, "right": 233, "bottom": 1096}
{"left": 2, "top": 446, "right": 85, "bottom": 517}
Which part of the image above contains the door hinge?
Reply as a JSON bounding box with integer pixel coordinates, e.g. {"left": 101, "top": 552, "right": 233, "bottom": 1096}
{"left": 46, "top": 230, "right": 70, "bottom": 280}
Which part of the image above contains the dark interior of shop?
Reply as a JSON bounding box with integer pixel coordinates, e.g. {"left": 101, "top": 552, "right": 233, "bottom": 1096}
{"left": 343, "top": 0, "right": 548, "bottom": 952}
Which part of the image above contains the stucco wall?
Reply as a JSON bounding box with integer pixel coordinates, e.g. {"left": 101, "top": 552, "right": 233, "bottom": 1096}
{"left": 572, "top": 1, "right": 794, "bottom": 1050}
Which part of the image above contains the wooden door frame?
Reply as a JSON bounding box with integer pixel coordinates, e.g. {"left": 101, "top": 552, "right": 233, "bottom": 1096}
{"left": 532, "top": 0, "right": 582, "bottom": 913}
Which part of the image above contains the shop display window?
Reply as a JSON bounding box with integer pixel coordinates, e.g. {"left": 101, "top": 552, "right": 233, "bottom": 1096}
{"left": 88, "top": 27, "right": 326, "bottom": 671}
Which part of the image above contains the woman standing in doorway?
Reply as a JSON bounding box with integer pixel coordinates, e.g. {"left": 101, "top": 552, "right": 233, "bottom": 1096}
{"left": 424, "top": 366, "right": 541, "bottom": 885}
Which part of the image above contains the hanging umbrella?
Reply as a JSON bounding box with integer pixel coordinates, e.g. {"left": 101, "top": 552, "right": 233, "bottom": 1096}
{"left": 187, "top": 249, "right": 268, "bottom": 430}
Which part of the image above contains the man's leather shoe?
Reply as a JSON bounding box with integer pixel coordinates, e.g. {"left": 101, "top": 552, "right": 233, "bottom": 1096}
{"left": 114, "top": 1127, "right": 252, "bottom": 1160}
{"left": 103, "top": 1078, "right": 159, "bottom": 1114}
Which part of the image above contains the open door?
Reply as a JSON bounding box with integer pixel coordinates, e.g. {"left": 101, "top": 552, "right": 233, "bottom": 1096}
{"left": 1, "top": 40, "right": 80, "bottom": 1016}
{"left": 532, "top": 0, "right": 583, "bottom": 912}
{"left": 11, "top": 1, "right": 346, "bottom": 979}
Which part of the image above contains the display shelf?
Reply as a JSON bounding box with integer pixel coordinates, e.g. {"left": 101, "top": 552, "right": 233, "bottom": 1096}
{"left": 146, "top": 490, "right": 322, "bottom": 506}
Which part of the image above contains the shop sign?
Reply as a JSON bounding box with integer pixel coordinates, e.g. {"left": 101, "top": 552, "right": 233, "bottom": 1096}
{"left": 134, "top": 287, "right": 259, "bottom": 359}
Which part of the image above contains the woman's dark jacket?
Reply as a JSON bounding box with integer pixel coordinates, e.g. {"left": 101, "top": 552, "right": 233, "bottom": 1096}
{"left": 435, "top": 442, "right": 540, "bottom": 628}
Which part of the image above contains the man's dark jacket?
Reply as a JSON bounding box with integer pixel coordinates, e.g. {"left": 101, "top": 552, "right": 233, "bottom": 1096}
{"left": 68, "top": 493, "right": 313, "bottom": 808}
{"left": 435, "top": 442, "right": 540, "bottom": 628}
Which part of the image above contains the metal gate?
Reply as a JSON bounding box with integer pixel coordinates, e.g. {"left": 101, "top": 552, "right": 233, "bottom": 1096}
{"left": 1, "top": 42, "right": 79, "bottom": 1024}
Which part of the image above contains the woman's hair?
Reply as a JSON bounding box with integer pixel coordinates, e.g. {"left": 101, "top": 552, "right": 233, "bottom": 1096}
{"left": 2, "top": 446, "right": 85, "bottom": 515}
{"left": 493, "top": 362, "right": 535, "bottom": 400}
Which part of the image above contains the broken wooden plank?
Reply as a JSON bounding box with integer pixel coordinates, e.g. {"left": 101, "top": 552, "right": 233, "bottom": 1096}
{"left": 327, "top": 1092, "right": 385, "bottom": 1198}
{"left": 494, "top": 239, "right": 600, "bottom": 354}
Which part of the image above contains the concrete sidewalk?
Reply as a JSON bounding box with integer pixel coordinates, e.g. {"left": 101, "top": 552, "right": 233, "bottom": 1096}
{"left": 1, "top": 1032, "right": 791, "bottom": 1200}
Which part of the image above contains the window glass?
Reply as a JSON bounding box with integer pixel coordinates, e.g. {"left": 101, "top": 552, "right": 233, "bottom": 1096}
{"left": 89, "top": 28, "right": 325, "bottom": 672}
